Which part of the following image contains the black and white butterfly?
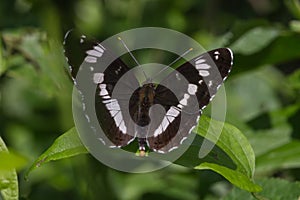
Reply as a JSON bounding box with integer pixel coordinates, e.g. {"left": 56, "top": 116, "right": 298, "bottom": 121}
{"left": 63, "top": 30, "right": 233, "bottom": 156}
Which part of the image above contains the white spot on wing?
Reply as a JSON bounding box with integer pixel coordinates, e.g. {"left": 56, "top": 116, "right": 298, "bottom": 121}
{"left": 179, "top": 98, "right": 187, "bottom": 106}
{"left": 161, "top": 117, "right": 170, "bottom": 131}
{"left": 176, "top": 73, "right": 181, "bottom": 80}
{"left": 80, "top": 35, "right": 86, "bottom": 43}
{"left": 189, "top": 125, "right": 196, "bottom": 134}
{"left": 167, "top": 116, "right": 175, "bottom": 123}
{"left": 95, "top": 45, "right": 105, "bottom": 53}
{"left": 180, "top": 136, "right": 187, "bottom": 144}
{"left": 227, "top": 48, "right": 234, "bottom": 66}
{"left": 87, "top": 49, "right": 103, "bottom": 58}
{"left": 102, "top": 95, "right": 110, "bottom": 99}
{"left": 188, "top": 84, "right": 197, "bottom": 95}
{"left": 93, "top": 73, "right": 104, "bottom": 84}
{"left": 85, "top": 56, "right": 97, "bottom": 63}
{"left": 99, "top": 84, "right": 106, "bottom": 89}
{"left": 85, "top": 114, "right": 90, "bottom": 123}
{"left": 209, "top": 94, "right": 215, "bottom": 101}
{"left": 195, "top": 59, "right": 205, "bottom": 64}
{"left": 98, "top": 137, "right": 106, "bottom": 145}
{"left": 114, "top": 112, "right": 123, "bottom": 126}
{"left": 105, "top": 99, "right": 121, "bottom": 110}
{"left": 154, "top": 124, "right": 163, "bottom": 137}
{"left": 199, "top": 70, "right": 209, "bottom": 77}
{"left": 195, "top": 55, "right": 203, "bottom": 61}
{"left": 168, "top": 146, "right": 178, "bottom": 152}
{"left": 177, "top": 104, "right": 183, "bottom": 109}
{"left": 196, "top": 63, "right": 210, "bottom": 69}
{"left": 156, "top": 149, "right": 165, "bottom": 154}
{"left": 100, "top": 88, "right": 109, "bottom": 96}
{"left": 166, "top": 106, "right": 180, "bottom": 117}
{"left": 110, "top": 110, "right": 118, "bottom": 117}
{"left": 119, "top": 121, "right": 127, "bottom": 133}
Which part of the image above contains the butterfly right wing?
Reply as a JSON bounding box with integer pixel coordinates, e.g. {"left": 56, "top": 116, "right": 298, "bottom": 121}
{"left": 147, "top": 48, "right": 233, "bottom": 153}
{"left": 63, "top": 30, "right": 139, "bottom": 147}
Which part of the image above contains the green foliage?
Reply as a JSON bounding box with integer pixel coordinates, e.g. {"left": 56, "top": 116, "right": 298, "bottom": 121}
{"left": 224, "top": 178, "right": 300, "bottom": 200}
{"left": 1, "top": 0, "right": 300, "bottom": 199}
{"left": 256, "top": 140, "right": 300, "bottom": 174}
{"left": 231, "top": 27, "right": 280, "bottom": 55}
{"left": 0, "top": 137, "right": 19, "bottom": 200}
{"left": 26, "top": 116, "right": 261, "bottom": 192}
{"left": 25, "top": 128, "right": 88, "bottom": 179}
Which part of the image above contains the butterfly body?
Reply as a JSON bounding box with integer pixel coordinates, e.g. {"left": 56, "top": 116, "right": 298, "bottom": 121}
{"left": 63, "top": 31, "right": 233, "bottom": 154}
{"left": 130, "top": 83, "right": 156, "bottom": 154}
{"left": 131, "top": 83, "right": 155, "bottom": 127}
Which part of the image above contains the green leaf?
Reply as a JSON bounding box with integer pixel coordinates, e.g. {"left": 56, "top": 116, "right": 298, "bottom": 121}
{"left": 230, "top": 27, "right": 280, "bottom": 55}
{"left": 0, "top": 36, "right": 6, "bottom": 76}
{"left": 290, "top": 20, "right": 300, "bottom": 32}
{"left": 224, "top": 178, "right": 300, "bottom": 200}
{"left": 0, "top": 137, "right": 19, "bottom": 200}
{"left": 233, "top": 32, "right": 300, "bottom": 74}
{"left": 256, "top": 140, "right": 300, "bottom": 174}
{"left": 0, "top": 152, "right": 27, "bottom": 171}
{"left": 196, "top": 116, "right": 256, "bottom": 177}
{"left": 175, "top": 115, "right": 260, "bottom": 192}
{"left": 186, "top": 116, "right": 261, "bottom": 192}
{"left": 285, "top": 0, "right": 300, "bottom": 20}
{"left": 195, "top": 163, "right": 261, "bottom": 192}
{"left": 25, "top": 127, "right": 88, "bottom": 179}
{"left": 28, "top": 117, "right": 260, "bottom": 192}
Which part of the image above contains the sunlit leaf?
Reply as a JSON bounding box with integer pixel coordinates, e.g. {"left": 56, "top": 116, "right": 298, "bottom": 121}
{"left": 196, "top": 116, "right": 256, "bottom": 177}
{"left": 195, "top": 162, "right": 261, "bottom": 192}
{"left": 0, "top": 137, "right": 18, "bottom": 200}
{"left": 233, "top": 32, "right": 300, "bottom": 74}
{"left": 231, "top": 27, "right": 280, "bottom": 55}
{"left": 0, "top": 152, "right": 27, "bottom": 171}
{"left": 25, "top": 127, "right": 88, "bottom": 179}
{"left": 187, "top": 116, "right": 261, "bottom": 192}
{"left": 29, "top": 115, "right": 260, "bottom": 192}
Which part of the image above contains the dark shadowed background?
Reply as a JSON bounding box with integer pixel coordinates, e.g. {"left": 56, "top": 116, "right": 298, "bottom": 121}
{"left": 1, "top": 0, "right": 300, "bottom": 199}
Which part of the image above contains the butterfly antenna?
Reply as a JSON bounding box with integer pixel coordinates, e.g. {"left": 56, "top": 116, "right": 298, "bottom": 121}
{"left": 118, "top": 37, "right": 148, "bottom": 80}
{"left": 152, "top": 47, "right": 193, "bottom": 79}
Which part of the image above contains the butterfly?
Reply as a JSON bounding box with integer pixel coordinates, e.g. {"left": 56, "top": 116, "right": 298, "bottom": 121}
{"left": 63, "top": 30, "right": 233, "bottom": 156}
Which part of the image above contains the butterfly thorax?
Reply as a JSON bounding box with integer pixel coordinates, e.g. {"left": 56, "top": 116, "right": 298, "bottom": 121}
{"left": 133, "top": 83, "right": 155, "bottom": 127}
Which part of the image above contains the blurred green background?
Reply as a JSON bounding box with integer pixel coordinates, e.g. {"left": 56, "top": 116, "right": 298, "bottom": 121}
{"left": 1, "top": 0, "right": 300, "bottom": 199}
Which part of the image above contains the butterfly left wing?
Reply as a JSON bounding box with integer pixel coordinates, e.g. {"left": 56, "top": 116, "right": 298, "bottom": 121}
{"left": 147, "top": 48, "right": 233, "bottom": 153}
{"left": 63, "top": 30, "right": 139, "bottom": 148}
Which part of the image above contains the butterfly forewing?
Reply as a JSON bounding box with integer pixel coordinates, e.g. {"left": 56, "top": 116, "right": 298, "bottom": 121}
{"left": 63, "top": 30, "right": 139, "bottom": 147}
